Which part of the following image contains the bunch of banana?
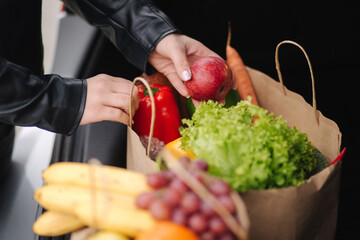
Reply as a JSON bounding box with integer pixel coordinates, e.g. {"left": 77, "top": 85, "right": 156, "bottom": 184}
{"left": 33, "top": 162, "right": 155, "bottom": 238}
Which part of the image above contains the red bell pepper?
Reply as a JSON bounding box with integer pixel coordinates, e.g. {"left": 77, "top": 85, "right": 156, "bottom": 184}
{"left": 133, "top": 84, "right": 182, "bottom": 145}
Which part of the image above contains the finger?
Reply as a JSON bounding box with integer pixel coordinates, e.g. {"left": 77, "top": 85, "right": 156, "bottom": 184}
{"left": 128, "top": 93, "right": 139, "bottom": 118}
{"left": 97, "top": 75, "right": 134, "bottom": 95}
{"left": 105, "top": 74, "right": 131, "bottom": 84}
{"left": 168, "top": 45, "right": 192, "bottom": 82}
{"left": 103, "top": 107, "right": 130, "bottom": 125}
{"left": 106, "top": 78, "right": 139, "bottom": 113}
{"left": 192, "top": 99, "right": 201, "bottom": 108}
{"left": 166, "top": 71, "right": 190, "bottom": 98}
{"left": 131, "top": 86, "right": 139, "bottom": 111}
{"left": 103, "top": 92, "right": 139, "bottom": 117}
{"left": 114, "top": 80, "right": 139, "bottom": 111}
{"left": 108, "top": 78, "right": 134, "bottom": 94}
{"left": 103, "top": 93, "right": 127, "bottom": 111}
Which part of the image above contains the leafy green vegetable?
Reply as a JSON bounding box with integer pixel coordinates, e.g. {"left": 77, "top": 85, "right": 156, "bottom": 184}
{"left": 186, "top": 89, "right": 241, "bottom": 117}
{"left": 308, "top": 147, "right": 329, "bottom": 176}
{"left": 180, "top": 99, "right": 317, "bottom": 192}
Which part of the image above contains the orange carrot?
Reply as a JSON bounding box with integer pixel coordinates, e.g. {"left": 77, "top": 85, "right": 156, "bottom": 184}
{"left": 226, "top": 24, "right": 259, "bottom": 106}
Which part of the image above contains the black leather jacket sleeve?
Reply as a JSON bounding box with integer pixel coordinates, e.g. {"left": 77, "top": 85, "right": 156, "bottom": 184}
{"left": 62, "top": 0, "right": 179, "bottom": 74}
{"left": 0, "top": 57, "right": 87, "bottom": 135}
{"left": 0, "top": 0, "right": 178, "bottom": 136}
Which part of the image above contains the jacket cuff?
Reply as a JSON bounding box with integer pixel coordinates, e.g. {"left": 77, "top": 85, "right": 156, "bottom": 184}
{"left": 30, "top": 74, "right": 87, "bottom": 136}
{"left": 66, "top": 78, "right": 87, "bottom": 135}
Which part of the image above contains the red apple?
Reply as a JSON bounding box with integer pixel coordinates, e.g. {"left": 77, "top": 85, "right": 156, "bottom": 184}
{"left": 185, "top": 56, "right": 233, "bottom": 102}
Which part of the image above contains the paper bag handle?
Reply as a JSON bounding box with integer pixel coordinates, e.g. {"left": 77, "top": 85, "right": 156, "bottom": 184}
{"left": 129, "top": 77, "right": 156, "bottom": 157}
{"left": 275, "top": 40, "right": 319, "bottom": 124}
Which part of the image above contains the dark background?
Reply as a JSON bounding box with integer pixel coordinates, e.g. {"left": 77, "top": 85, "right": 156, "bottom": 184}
{"left": 59, "top": 1, "right": 359, "bottom": 239}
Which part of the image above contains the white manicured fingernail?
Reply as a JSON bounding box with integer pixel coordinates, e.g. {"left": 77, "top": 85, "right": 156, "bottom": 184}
{"left": 181, "top": 70, "right": 191, "bottom": 81}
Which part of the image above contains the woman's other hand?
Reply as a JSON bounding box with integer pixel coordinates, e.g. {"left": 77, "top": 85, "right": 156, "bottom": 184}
{"left": 80, "top": 74, "right": 139, "bottom": 126}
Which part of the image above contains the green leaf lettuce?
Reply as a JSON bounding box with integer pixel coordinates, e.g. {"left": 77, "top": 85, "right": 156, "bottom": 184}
{"left": 180, "top": 99, "right": 316, "bottom": 192}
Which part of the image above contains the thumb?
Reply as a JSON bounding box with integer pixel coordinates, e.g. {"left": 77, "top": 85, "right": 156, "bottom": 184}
{"left": 170, "top": 50, "right": 192, "bottom": 81}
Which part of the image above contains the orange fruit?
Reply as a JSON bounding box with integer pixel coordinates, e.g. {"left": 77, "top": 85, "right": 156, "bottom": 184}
{"left": 135, "top": 221, "right": 199, "bottom": 240}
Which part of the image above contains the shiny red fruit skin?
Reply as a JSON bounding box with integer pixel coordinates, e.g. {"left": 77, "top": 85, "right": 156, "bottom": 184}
{"left": 185, "top": 56, "right": 232, "bottom": 102}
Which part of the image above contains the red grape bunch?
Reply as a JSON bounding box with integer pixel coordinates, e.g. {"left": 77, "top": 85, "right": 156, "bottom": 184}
{"left": 135, "top": 157, "right": 238, "bottom": 240}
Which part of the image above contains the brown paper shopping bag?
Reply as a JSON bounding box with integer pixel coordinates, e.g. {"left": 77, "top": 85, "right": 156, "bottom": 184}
{"left": 239, "top": 41, "right": 342, "bottom": 240}
{"left": 126, "top": 127, "right": 157, "bottom": 174}
{"left": 126, "top": 41, "right": 342, "bottom": 240}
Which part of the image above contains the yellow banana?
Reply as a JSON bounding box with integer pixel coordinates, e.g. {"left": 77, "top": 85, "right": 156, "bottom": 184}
{"left": 87, "top": 230, "right": 130, "bottom": 240}
{"left": 33, "top": 211, "right": 84, "bottom": 236}
{"left": 75, "top": 201, "right": 155, "bottom": 238}
{"left": 34, "top": 184, "right": 136, "bottom": 216}
{"left": 42, "top": 162, "right": 150, "bottom": 196}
